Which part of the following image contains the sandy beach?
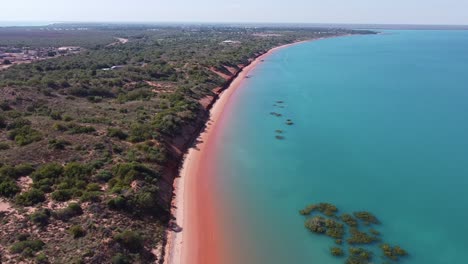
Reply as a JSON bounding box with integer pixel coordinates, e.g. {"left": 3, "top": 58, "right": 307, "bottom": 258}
{"left": 164, "top": 40, "right": 310, "bottom": 264}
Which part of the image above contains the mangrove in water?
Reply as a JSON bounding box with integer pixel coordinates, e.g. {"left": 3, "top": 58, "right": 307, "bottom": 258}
{"left": 300, "top": 202, "right": 409, "bottom": 263}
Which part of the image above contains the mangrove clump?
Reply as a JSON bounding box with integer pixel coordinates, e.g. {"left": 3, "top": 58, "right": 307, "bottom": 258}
{"left": 341, "top": 213, "right": 358, "bottom": 227}
{"left": 300, "top": 202, "right": 409, "bottom": 263}
{"left": 353, "top": 211, "right": 380, "bottom": 225}
{"left": 347, "top": 228, "right": 379, "bottom": 245}
{"left": 346, "top": 247, "right": 373, "bottom": 264}
{"left": 380, "top": 244, "right": 408, "bottom": 261}
{"left": 331, "top": 247, "right": 344, "bottom": 257}
{"left": 300, "top": 202, "right": 338, "bottom": 216}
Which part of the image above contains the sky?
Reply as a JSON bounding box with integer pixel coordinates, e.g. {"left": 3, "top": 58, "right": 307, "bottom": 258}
{"left": 2, "top": 0, "right": 468, "bottom": 25}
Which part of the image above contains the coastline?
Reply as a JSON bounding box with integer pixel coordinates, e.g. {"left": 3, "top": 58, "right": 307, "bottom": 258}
{"left": 163, "top": 39, "right": 322, "bottom": 264}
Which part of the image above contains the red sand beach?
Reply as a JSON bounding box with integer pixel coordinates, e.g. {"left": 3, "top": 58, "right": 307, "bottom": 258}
{"left": 164, "top": 40, "right": 310, "bottom": 264}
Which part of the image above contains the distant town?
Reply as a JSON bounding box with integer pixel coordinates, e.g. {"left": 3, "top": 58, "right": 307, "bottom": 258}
{"left": 0, "top": 46, "right": 81, "bottom": 70}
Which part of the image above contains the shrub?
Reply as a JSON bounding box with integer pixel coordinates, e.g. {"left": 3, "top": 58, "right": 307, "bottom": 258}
{"left": 130, "top": 187, "right": 162, "bottom": 214}
{"left": 0, "top": 180, "right": 21, "bottom": 197}
{"left": 48, "top": 139, "right": 71, "bottom": 150}
{"left": 0, "top": 101, "right": 12, "bottom": 111}
{"left": 0, "top": 114, "right": 7, "bottom": 129}
{"left": 111, "top": 253, "right": 131, "bottom": 264}
{"left": 36, "top": 253, "right": 49, "bottom": 264}
{"left": 114, "top": 230, "right": 144, "bottom": 252}
{"left": 29, "top": 209, "right": 51, "bottom": 226}
{"left": 107, "top": 128, "right": 128, "bottom": 140}
{"left": 95, "top": 170, "right": 113, "bottom": 182}
{"left": 62, "top": 115, "right": 73, "bottom": 122}
{"left": 53, "top": 203, "right": 83, "bottom": 221}
{"left": 50, "top": 112, "right": 62, "bottom": 120}
{"left": 31, "top": 163, "right": 63, "bottom": 182}
{"left": 80, "top": 191, "right": 101, "bottom": 202}
{"left": 0, "top": 142, "right": 10, "bottom": 150}
{"left": 63, "top": 162, "right": 92, "bottom": 181}
{"left": 0, "top": 165, "right": 17, "bottom": 178}
{"left": 69, "top": 225, "right": 86, "bottom": 238}
{"left": 86, "top": 183, "right": 101, "bottom": 192}
{"left": 32, "top": 178, "right": 54, "bottom": 193}
{"left": 152, "top": 113, "right": 181, "bottom": 135}
{"left": 108, "top": 196, "right": 127, "bottom": 211}
{"left": 51, "top": 189, "right": 73, "bottom": 202}
{"left": 15, "top": 189, "right": 46, "bottom": 206}
{"left": 135, "top": 143, "right": 167, "bottom": 163}
{"left": 110, "top": 162, "right": 157, "bottom": 188}
{"left": 14, "top": 163, "right": 35, "bottom": 177}
{"left": 0, "top": 164, "right": 34, "bottom": 179}
{"left": 8, "top": 126, "right": 42, "bottom": 146}
{"left": 10, "top": 239, "right": 45, "bottom": 254}
{"left": 6, "top": 118, "right": 31, "bottom": 130}
{"left": 128, "top": 123, "right": 153, "bottom": 143}
{"left": 68, "top": 123, "right": 96, "bottom": 134}
{"left": 53, "top": 123, "right": 68, "bottom": 132}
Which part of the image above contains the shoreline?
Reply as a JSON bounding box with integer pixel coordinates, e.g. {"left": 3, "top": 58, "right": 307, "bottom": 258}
{"left": 163, "top": 38, "right": 331, "bottom": 264}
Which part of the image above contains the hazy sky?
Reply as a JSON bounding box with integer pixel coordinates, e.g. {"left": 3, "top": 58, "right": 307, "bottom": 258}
{"left": 2, "top": 0, "right": 468, "bottom": 25}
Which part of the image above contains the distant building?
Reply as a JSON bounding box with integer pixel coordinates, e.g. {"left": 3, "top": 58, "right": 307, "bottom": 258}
{"left": 58, "top": 46, "right": 81, "bottom": 52}
{"left": 111, "top": 65, "right": 125, "bottom": 70}
{"left": 222, "top": 40, "right": 241, "bottom": 44}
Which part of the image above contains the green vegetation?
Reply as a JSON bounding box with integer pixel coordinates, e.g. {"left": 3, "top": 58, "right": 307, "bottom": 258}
{"left": 68, "top": 225, "right": 86, "bottom": 238}
{"left": 107, "top": 128, "right": 128, "bottom": 140}
{"left": 0, "top": 179, "right": 20, "bottom": 197}
{"left": 36, "top": 253, "right": 49, "bottom": 264}
{"left": 380, "top": 244, "right": 408, "bottom": 261}
{"left": 331, "top": 247, "right": 344, "bottom": 256}
{"left": 112, "top": 253, "right": 131, "bottom": 264}
{"left": 347, "top": 228, "right": 379, "bottom": 244}
{"left": 0, "top": 163, "right": 35, "bottom": 197}
{"left": 48, "top": 139, "right": 71, "bottom": 150}
{"left": 341, "top": 213, "right": 358, "bottom": 227}
{"left": 0, "top": 142, "right": 10, "bottom": 150}
{"left": 15, "top": 188, "right": 46, "bottom": 206}
{"left": 300, "top": 202, "right": 408, "bottom": 263}
{"left": 8, "top": 125, "right": 42, "bottom": 146}
{"left": 114, "top": 230, "right": 144, "bottom": 253}
{"left": 10, "top": 238, "right": 45, "bottom": 255}
{"left": 347, "top": 247, "right": 373, "bottom": 264}
{"left": 304, "top": 216, "right": 344, "bottom": 239}
{"left": 300, "top": 202, "right": 338, "bottom": 216}
{"left": 53, "top": 202, "right": 83, "bottom": 221}
{"left": 29, "top": 209, "right": 51, "bottom": 227}
{"left": 353, "top": 211, "right": 380, "bottom": 225}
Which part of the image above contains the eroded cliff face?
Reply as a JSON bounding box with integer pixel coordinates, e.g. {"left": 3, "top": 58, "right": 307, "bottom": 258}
{"left": 158, "top": 63, "right": 245, "bottom": 206}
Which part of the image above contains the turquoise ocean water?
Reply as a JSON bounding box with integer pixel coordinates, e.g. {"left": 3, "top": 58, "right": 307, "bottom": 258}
{"left": 211, "top": 30, "right": 468, "bottom": 264}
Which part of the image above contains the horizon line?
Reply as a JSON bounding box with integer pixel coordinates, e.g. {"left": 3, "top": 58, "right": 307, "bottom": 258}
{"left": 1, "top": 20, "right": 468, "bottom": 27}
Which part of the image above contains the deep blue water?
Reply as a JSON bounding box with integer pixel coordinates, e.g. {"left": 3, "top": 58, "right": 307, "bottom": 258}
{"left": 212, "top": 30, "right": 468, "bottom": 264}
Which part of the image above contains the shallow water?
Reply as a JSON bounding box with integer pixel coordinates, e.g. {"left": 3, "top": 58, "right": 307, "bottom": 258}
{"left": 211, "top": 30, "right": 468, "bottom": 264}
